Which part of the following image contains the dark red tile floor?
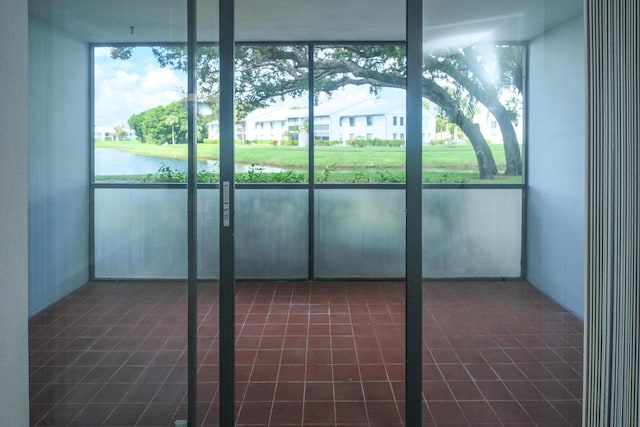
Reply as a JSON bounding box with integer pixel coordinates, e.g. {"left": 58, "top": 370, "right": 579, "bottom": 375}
{"left": 29, "top": 280, "right": 582, "bottom": 426}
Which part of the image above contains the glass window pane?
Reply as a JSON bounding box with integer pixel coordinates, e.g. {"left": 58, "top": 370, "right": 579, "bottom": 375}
{"left": 196, "top": 4, "right": 220, "bottom": 426}
{"left": 313, "top": 45, "right": 407, "bottom": 184}
{"left": 29, "top": 0, "right": 194, "bottom": 425}
{"left": 235, "top": 189, "right": 308, "bottom": 278}
{"left": 94, "top": 43, "right": 221, "bottom": 185}
{"left": 94, "top": 45, "right": 193, "bottom": 182}
{"left": 94, "top": 188, "right": 187, "bottom": 278}
{"left": 422, "top": 188, "right": 522, "bottom": 277}
{"left": 235, "top": 44, "right": 309, "bottom": 183}
{"left": 421, "top": 2, "right": 584, "bottom": 426}
{"left": 422, "top": 44, "right": 525, "bottom": 184}
{"left": 315, "top": 189, "right": 405, "bottom": 277}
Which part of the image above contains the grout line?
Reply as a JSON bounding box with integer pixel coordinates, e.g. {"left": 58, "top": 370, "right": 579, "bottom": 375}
{"left": 29, "top": 280, "right": 585, "bottom": 427}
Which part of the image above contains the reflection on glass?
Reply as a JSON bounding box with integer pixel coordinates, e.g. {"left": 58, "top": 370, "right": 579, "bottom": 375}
{"left": 94, "top": 188, "right": 188, "bottom": 278}
{"left": 196, "top": 11, "right": 221, "bottom": 426}
{"left": 315, "top": 189, "right": 405, "bottom": 277}
{"left": 421, "top": 43, "right": 525, "bottom": 184}
{"left": 234, "top": 44, "right": 309, "bottom": 183}
{"left": 30, "top": 0, "right": 191, "bottom": 425}
{"left": 235, "top": 189, "right": 308, "bottom": 278}
{"left": 421, "top": 1, "right": 584, "bottom": 426}
{"left": 422, "top": 189, "right": 522, "bottom": 277}
{"left": 313, "top": 45, "right": 407, "bottom": 183}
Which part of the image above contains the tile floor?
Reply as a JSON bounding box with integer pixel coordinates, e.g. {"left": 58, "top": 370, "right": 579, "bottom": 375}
{"left": 29, "top": 280, "right": 582, "bottom": 426}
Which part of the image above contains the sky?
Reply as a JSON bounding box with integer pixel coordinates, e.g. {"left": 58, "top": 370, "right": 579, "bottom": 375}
{"left": 94, "top": 46, "right": 187, "bottom": 127}
{"left": 94, "top": 46, "right": 408, "bottom": 128}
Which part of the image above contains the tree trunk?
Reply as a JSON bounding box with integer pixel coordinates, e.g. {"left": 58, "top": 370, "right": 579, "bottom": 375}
{"left": 472, "top": 92, "right": 522, "bottom": 175}
{"left": 458, "top": 121, "right": 497, "bottom": 179}
{"left": 423, "top": 79, "right": 497, "bottom": 179}
{"left": 488, "top": 105, "right": 522, "bottom": 175}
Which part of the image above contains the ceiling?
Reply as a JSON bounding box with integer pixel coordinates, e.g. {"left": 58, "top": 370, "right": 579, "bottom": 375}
{"left": 29, "top": 0, "right": 583, "bottom": 45}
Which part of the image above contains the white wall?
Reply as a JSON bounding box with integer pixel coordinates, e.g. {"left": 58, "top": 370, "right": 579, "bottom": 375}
{"left": 28, "top": 18, "right": 90, "bottom": 316}
{"left": 526, "top": 16, "right": 585, "bottom": 317}
{"left": 0, "top": 0, "right": 30, "bottom": 424}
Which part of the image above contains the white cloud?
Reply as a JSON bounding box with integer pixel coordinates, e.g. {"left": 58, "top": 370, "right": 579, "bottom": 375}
{"left": 94, "top": 48, "right": 187, "bottom": 126}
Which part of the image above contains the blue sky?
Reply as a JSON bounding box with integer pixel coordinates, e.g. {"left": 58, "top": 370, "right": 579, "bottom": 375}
{"left": 94, "top": 46, "right": 187, "bottom": 127}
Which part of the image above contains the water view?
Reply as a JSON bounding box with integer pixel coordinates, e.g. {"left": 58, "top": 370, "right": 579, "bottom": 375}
{"left": 95, "top": 148, "right": 282, "bottom": 177}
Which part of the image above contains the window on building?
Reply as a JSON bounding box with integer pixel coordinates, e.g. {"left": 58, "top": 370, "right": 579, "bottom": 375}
{"left": 400, "top": 116, "right": 404, "bottom": 126}
{"left": 366, "top": 116, "right": 373, "bottom": 126}
{"left": 393, "top": 116, "right": 398, "bottom": 126}
{"left": 349, "top": 117, "right": 355, "bottom": 127}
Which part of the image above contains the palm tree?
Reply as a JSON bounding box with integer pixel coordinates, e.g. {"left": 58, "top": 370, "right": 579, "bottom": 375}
{"left": 164, "top": 114, "right": 179, "bottom": 144}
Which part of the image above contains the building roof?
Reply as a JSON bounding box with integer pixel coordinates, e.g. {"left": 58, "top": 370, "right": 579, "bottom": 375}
{"left": 246, "top": 95, "right": 412, "bottom": 124}
{"left": 339, "top": 98, "right": 405, "bottom": 117}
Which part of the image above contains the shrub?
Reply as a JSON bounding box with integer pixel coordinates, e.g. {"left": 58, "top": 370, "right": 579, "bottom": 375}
{"left": 423, "top": 172, "right": 469, "bottom": 183}
{"left": 281, "top": 138, "right": 299, "bottom": 146}
{"left": 140, "top": 164, "right": 186, "bottom": 183}
{"left": 353, "top": 138, "right": 404, "bottom": 147}
{"left": 235, "top": 164, "right": 306, "bottom": 183}
{"left": 313, "top": 139, "right": 342, "bottom": 146}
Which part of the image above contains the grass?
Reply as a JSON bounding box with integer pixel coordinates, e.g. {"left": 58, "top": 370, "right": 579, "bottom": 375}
{"left": 95, "top": 140, "right": 521, "bottom": 184}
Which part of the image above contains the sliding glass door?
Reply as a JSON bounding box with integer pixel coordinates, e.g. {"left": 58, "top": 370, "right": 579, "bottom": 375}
{"left": 31, "top": 0, "right": 586, "bottom": 426}
{"left": 28, "top": 0, "right": 215, "bottom": 425}
{"left": 419, "top": 1, "right": 583, "bottom": 425}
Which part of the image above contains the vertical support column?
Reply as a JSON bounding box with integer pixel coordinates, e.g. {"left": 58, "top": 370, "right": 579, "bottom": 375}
{"left": 405, "top": 0, "right": 423, "bottom": 424}
{"left": 89, "top": 46, "right": 96, "bottom": 280}
{"left": 585, "top": 1, "right": 640, "bottom": 426}
{"left": 219, "top": 0, "right": 236, "bottom": 424}
{"left": 186, "top": 0, "right": 198, "bottom": 424}
{"left": 308, "top": 44, "right": 315, "bottom": 279}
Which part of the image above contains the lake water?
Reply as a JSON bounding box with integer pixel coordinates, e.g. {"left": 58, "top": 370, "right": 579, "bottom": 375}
{"left": 95, "top": 148, "right": 281, "bottom": 175}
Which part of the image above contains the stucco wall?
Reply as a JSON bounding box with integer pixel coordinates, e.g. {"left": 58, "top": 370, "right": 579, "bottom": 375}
{"left": 28, "top": 18, "right": 90, "bottom": 316}
{"left": 0, "top": 0, "right": 30, "bottom": 424}
{"left": 526, "top": 16, "right": 585, "bottom": 317}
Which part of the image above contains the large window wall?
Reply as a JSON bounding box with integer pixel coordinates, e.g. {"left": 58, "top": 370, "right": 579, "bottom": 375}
{"left": 93, "top": 40, "right": 523, "bottom": 281}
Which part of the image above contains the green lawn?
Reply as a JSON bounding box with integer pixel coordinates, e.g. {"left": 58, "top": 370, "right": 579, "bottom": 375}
{"left": 95, "top": 140, "right": 520, "bottom": 184}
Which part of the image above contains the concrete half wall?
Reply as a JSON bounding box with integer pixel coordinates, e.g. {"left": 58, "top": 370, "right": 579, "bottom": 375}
{"left": 526, "top": 16, "right": 585, "bottom": 318}
{"left": 28, "top": 17, "right": 90, "bottom": 316}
